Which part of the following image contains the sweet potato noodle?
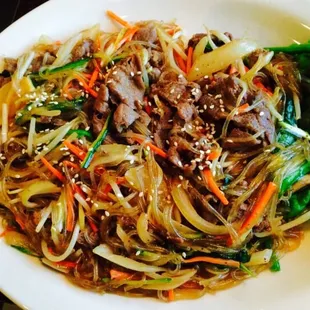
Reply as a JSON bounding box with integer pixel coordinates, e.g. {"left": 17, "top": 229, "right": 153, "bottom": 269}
{"left": 1, "top": 10, "right": 310, "bottom": 301}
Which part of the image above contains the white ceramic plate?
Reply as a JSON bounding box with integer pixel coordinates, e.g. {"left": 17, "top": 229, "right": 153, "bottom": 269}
{"left": 1, "top": 0, "right": 310, "bottom": 309}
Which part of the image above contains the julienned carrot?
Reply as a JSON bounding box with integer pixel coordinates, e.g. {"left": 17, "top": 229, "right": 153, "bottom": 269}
{"left": 83, "top": 73, "right": 92, "bottom": 79}
{"left": 133, "top": 137, "right": 168, "bottom": 159}
{"left": 56, "top": 261, "right": 77, "bottom": 268}
{"left": 106, "top": 10, "right": 131, "bottom": 28}
{"left": 63, "top": 140, "right": 86, "bottom": 161}
{"left": 229, "top": 65, "right": 238, "bottom": 75}
{"left": 186, "top": 46, "right": 193, "bottom": 74}
{"left": 237, "top": 103, "right": 250, "bottom": 113}
{"left": 110, "top": 269, "right": 133, "bottom": 280}
{"left": 174, "top": 51, "right": 186, "bottom": 73}
{"left": 62, "top": 82, "right": 73, "bottom": 100}
{"left": 74, "top": 74, "right": 98, "bottom": 98}
{"left": 238, "top": 182, "right": 277, "bottom": 236}
{"left": 66, "top": 185, "right": 75, "bottom": 232}
{"left": 15, "top": 216, "right": 25, "bottom": 230}
{"left": 203, "top": 169, "right": 229, "bottom": 205}
{"left": 63, "top": 160, "right": 80, "bottom": 170}
{"left": 207, "top": 149, "right": 222, "bottom": 161}
{"left": 117, "top": 27, "right": 139, "bottom": 48}
{"left": 168, "top": 289, "right": 175, "bottom": 302}
{"left": 183, "top": 256, "right": 240, "bottom": 268}
{"left": 253, "top": 78, "right": 273, "bottom": 96}
{"left": 87, "top": 217, "right": 99, "bottom": 233}
{"left": 41, "top": 157, "right": 65, "bottom": 182}
{"left": 89, "top": 68, "right": 99, "bottom": 88}
{"left": 102, "top": 177, "right": 126, "bottom": 197}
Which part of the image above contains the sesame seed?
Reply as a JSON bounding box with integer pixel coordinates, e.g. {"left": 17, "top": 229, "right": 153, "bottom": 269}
{"left": 198, "top": 176, "right": 202, "bottom": 181}
{"left": 112, "top": 71, "right": 118, "bottom": 75}
{"left": 130, "top": 72, "right": 134, "bottom": 77}
{"left": 177, "top": 184, "right": 182, "bottom": 188}
{"left": 210, "top": 105, "right": 215, "bottom": 109}
{"left": 178, "top": 160, "right": 183, "bottom": 167}
{"left": 179, "top": 175, "right": 184, "bottom": 180}
{"left": 105, "top": 211, "right": 110, "bottom": 217}
{"left": 215, "top": 94, "right": 222, "bottom": 99}
{"left": 149, "top": 195, "right": 153, "bottom": 201}
{"left": 227, "top": 139, "right": 233, "bottom": 143}
{"left": 170, "top": 88, "right": 175, "bottom": 94}
{"left": 204, "top": 75, "right": 209, "bottom": 79}
{"left": 74, "top": 174, "right": 79, "bottom": 178}
{"left": 219, "top": 99, "right": 223, "bottom": 104}
{"left": 139, "top": 192, "right": 144, "bottom": 197}
{"left": 174, "top": 142, "right": 178, "bottom": 147}
{"left": 15, "top": 175, "right": 21, "bottom": 178}
{"left": 221, "top": 108, "right": 225, "bottom": 112}
{"left": 136, "top": 250, "right": 141, "bottom": 256}
{"left": 198, "top": 165, "right": 204, "bottom": 170}
{"left": 137, "top": 71, "right": 142, "bottom": 75}
{"left": 166, "top": 140, "right": 170, "bottom": 145}
{"left": 182, "top": 252, "right": 187, "bottom": 258}
{"left": 146, "top": 146, "right": 151, "bottom": 151}
{"left": 204, "top": 104, "right": 207, "bottom": 110}
{"left": 259, "top": 111, "right": 265, "bottom": 116}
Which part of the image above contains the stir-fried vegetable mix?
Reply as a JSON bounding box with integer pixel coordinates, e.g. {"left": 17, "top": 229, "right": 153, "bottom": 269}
{"left": 1, "top": 11, "right": 310, "bottom": 301}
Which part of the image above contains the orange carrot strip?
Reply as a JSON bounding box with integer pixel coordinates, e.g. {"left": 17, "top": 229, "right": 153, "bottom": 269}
{"left": 106, "top": 10, "right": 131, "bottom": 28}
{"left": 207, "top": 149, "right": 222, "bottom": 161}
{"left": 110, "top": 269, "right": 132, "bottom": 280}
{"left": 102, "top": 177, "right": 126, "bottom": 196}
{"left": 56, "top": 261, "right": 77, "bottom": 268}
{"left": 183, "top": 256, "right": 240, "bottom": 268}
{"left": 238, "top": 182, "right": 277, "bottom": 236}
{"left": 229, "top": 65, "right": 238, "bottom": 75}
{"left": 254, "top": 80, "right": 273, "bottom": 96}
{"left": 133, "top": 137, "right": 168, "bottom": 159}
{"left": 186, "top": 47, "right": 194, "bottom": 74}
{"left": 168, "top": 289, "right": 175, "bottom": 302}
{"left": 237, "top": 103, "right": 250, "bottom": 113}
{"left": 62, "top": 82, "right": 73, "bottom": 100}
{"left": 41, "top": 157, "right": 65, "bottom": 182}
{"left": 74, "top": 75, "right": 98, "bottom": 98}
{"left": 203, "top": 169, "right": 229, "bottom": 205}
{"left": 174, "top": 51, "right": 186, "bottom": 73}
{"left": 15, "top": 216, "right": 25, "bottom": 230}
{"left": 66, "top": 185, "right": 75, "bottom": 232}
{"left": 117, "top": 27, "right": 139, "bottom": 49}
{"left": 89, "top": 68, "right": 99, "bottom": 88}
{"left": 83, "top": 73, "right": 92, "bottom": 79}
{"left": 63, "top": 160, "right": 79, "bottom": 170}
{"left": 63, "top": 140, "right": 86, "bottom": 161}
{"left": 87, "top": 217, "right": 99, "bottom": 233}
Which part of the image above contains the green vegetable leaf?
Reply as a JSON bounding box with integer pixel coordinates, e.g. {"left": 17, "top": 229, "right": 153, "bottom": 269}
{"left": 11, "top": 245, "right": 40, "bottom": 257}
{"left": 287, "top": 188, "right": 310, "bottom": 218}
{"left": 270, "top": 253, "right": 281, "bottom": 272}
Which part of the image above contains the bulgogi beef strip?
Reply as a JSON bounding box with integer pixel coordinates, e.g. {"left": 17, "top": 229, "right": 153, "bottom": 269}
{"left": 72, "top": 39, "right": 95, "bottom": 61}
{"left": 133, "top": 22, "right": 158, "bottom": 44}
{"left": 92, "top": 84, "right": 111, "bottom": 135}
{"left": 198, "top": 75, "right": 276, "bottom": 147}
{"left": 151, "top": 70, "right": 201, "bottom": 122}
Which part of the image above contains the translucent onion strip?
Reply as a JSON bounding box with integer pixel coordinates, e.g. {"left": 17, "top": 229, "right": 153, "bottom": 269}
{"left": 280, "top": 210, "right": 310, "bottom": 231}
{"left": 27, "top": 117, "right": 36, "bottom": 156}
{"left": 41, "top": 223, "right": 80, "bottom": 262}
{"left": 1, "top": 103, "right": 8, "bottom": 144}
{"left": 35, "top": 202, "right": 53, "bottom": 233}
{"left": 171, "top": 183, "right": 229, "bottom": 235}
{"left": 93, "top": 244, "right": 166, "bottom": 272}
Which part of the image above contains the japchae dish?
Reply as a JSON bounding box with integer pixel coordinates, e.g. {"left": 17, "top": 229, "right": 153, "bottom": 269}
{"left": 1, "top": 10, "right": 310, "bottom": 301}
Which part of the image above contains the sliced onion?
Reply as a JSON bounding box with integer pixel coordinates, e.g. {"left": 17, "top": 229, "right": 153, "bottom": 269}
{"left": 144, "top": 269, "right": 197, "bottom": 290}
{"left": 171, "top": 183, "right": 229, "bottom": 235}
{"left": 188, "top": 39, "right": 259, "bottom": 81}
{"left": 35, "top": 202, "right": 53, "bottom": 233}
{"left": 41, "top": 223, "right": 80, "bottom": 262}
{"left": 1, "top": 103, "right": 8, "bottom": 144}
{"left": 19, "top": 180, "right": 61, "bottom": 208}
{"left": 280, "top": 210, "right": 310, "bottom": 231}
{"left": 137, "top": 213, "right": 155, "bottom": 244}
{"left": 245, "top": 249, "right": 273, "bottom": 266}
{"left": 27, "top": 117, "right": 36, "bottom": 156}
{"left": 93, "top": 244, "right": 165, "bottom": 272}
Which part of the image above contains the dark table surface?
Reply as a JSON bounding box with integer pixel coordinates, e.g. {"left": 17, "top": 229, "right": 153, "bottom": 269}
{"left": 0, "top": 2, "right": 48, "bottom": 308}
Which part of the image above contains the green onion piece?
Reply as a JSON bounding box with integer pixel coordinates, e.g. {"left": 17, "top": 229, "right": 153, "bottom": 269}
{"left": 81, "top": 112, "right": 112, "bottom": 169}
{"left": 265, "top": 43, "right": 310, "bottom": 54}
{"left": 270, "top": 254, "right": 281, "bottom": 272}
{"left": 123, "top": 278, "right": 172, "bottom": 286}
{"left": 68, "top": 129, "right": 93, "bottom": 140}
{"left": 34, "top": 58, "right": 90, "bottom": 79}
{"left": 11, "top": 245, "right": 40, "bottom": 257}
{"left": 101, "top": 277, "right": 111, "bottom": 283}
{"left": 278, "top": 122, "right": 310, "bottom": 140}
{"left": 239, "top": 263, "right": 255, "bottom": 277}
